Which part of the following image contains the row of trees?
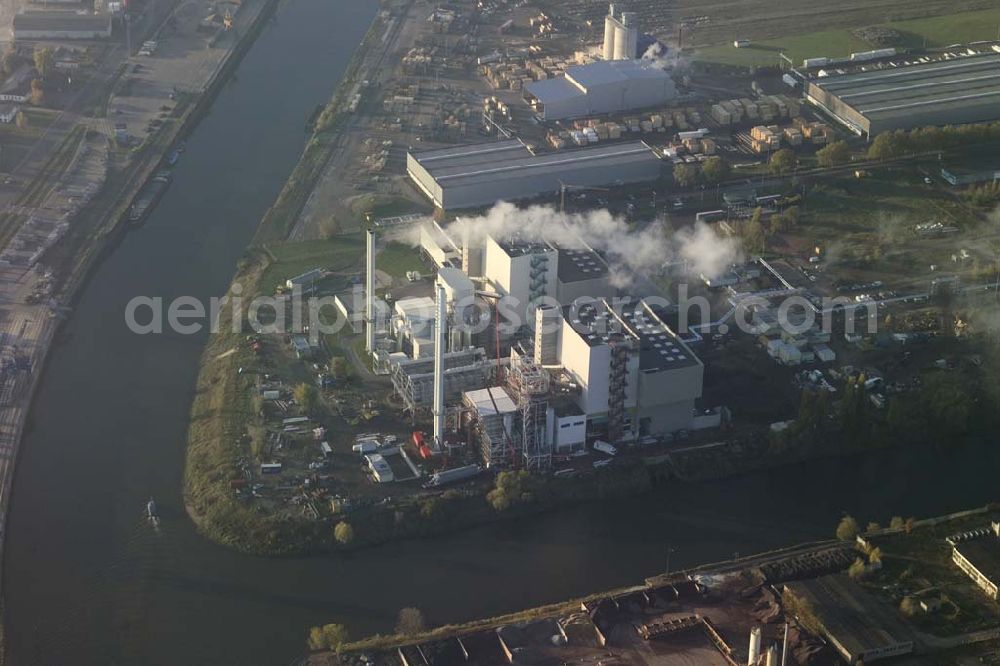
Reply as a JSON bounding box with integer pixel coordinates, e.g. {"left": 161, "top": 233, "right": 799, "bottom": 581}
{"left": 307, "top": 608, "right": 427, "bottom": 653}
{"left": 867, "top": 121, "right": 1000, "bottom": 161}
{"left": 672, "top": 156, "right": 730, "bottom": 188}
{"left": 963, "top": 181, "right": 1000, "bottom": 208}
{"left": 835, "top": 514, "right": 915, "bottom": 541}
{"left": 732, "top": 205, "right": 800, "bottom": 254}
{"left": 672, "top": 140, "right": 858, "bottom": 191}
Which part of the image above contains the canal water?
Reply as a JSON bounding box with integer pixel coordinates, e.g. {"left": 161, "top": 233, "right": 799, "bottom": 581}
{"left": 5, "top": 0, "right": 1000, "bottom": 662}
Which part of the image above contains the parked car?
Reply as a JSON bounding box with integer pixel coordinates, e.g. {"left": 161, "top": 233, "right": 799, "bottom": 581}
{"left": 592, "top": 440, "right": 617, "bottom": 456}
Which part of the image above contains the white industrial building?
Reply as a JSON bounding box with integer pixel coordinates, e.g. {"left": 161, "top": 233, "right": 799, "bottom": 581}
{"left": 406, "top": 139, "right": 661, "bottom": 210}
{"left": 392, "top": 296, "right": 437, "bottom": 359}
{"left": 416, "top": 218, "right": 618, "bottom": 329}
{"left": 524, "top": 60, "right": 676, "bottom": 121}
{"left": 419, "top": 220, "right": 460, "bottom": 267}
{"left": 602, "top": 3, "right": 639, "bottom": 61}
{"left": 13, "top": 11, "right": 113, "bottom": 39}
{"left": 556, "top": 297, "right": 705, "bottom": 440}
{"left": 484, "top": 234, "right": 559, "bottom": 316}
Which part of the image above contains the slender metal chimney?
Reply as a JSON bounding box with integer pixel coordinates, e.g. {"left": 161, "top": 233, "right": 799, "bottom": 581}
{"left": 781, "top": 623, "right": 789, "bottom": 666}
{"left": 433, "top": 284, "right": 447, "bottom": 449}
{"left": 365, "top": 228, "right": 375, "bottom": 354}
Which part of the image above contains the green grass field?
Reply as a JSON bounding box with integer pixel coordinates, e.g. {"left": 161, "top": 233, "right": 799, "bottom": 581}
{"left": 695, "top": 8, "right": 1000, "bottom": 67}
{"left": 257, "top": 234, "right": 364, "bottom": 295}
{"left": 376, "top": 241, "right": 425, "bottom": 278}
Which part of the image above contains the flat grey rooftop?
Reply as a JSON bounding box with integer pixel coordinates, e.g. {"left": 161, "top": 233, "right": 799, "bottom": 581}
{"left": 13, "top": 11, "right": 112, "bottom": 31}
{"left": 565, "top": 299, "right": 698, "bottom": 371}
{"left": 554, "top": 245, "right": 609, "bottom": 283}
{"left": 811, "top": 53, "right": 1000, "bottom": 125}
{"left": 412, "top": 141, "right": 659, "bottom": 190}
{"left": 784, "top": 575, "right": 914, "bottom": 660}
{"left": 566, "top": 59, "right": 669, "bottom": 91}
{"left": 955, "top": 537, "right": 1000, "bottom": 585}
{"left": 410, "top": 140, "right": 532, "bottom": 172}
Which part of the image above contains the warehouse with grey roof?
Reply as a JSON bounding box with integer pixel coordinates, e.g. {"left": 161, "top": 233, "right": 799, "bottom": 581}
{"left": 406, "top": 139, "right": 661, "bottom": 210}
{"left": 524, "top": 59, "right": 676, "bottom": 120}
{"left": 13, "top": 11, "right": 113, "bottom": 39}
{"left": 806, "top": 52, "right": 1000, "bottom": 136}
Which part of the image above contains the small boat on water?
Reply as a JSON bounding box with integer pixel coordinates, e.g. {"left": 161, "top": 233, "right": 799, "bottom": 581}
{"left": 128, "top": 170, "right": 172, "bottom": 225}
{"left": 167, "top": 149, "right": 181, "bottom": 166}
{"left": 147, "top": 497, "right": 160, "bottom": 527}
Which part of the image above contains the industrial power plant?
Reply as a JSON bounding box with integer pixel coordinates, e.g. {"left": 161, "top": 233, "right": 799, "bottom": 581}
{"left": 364, "top": 214, "right": 720, "bottom": 475}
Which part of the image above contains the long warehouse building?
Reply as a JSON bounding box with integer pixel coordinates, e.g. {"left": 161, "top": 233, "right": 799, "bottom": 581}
{"left": 806, "top": 52, "right": 1000, "bottom": 136}
{"left": 407, "top": 139, "right": 661, "bottom": 210}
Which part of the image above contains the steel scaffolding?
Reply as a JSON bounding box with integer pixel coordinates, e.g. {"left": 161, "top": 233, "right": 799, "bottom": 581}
{"left": 508, "top": 348, "right": 551, "bottom": 472}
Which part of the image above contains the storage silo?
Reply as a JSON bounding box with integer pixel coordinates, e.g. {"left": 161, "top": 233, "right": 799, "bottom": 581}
{"left": 748, "top": 626, "right": 762, "bottom": 665}
{"left": 613, "top": 12, "right": 638, "bottom": 60}
{"left": 602, "top": 4, "right": 617, "bottom": 61}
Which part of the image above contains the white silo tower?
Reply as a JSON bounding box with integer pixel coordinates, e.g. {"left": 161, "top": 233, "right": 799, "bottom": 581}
{"left": 748, "top": 626, "right": 762, "bottom": 665}
{"left": 613, "top": 11, "right": 638, "bottom": 60}
{"left": 602, "top": 4, "right": 617, "bottom": 60}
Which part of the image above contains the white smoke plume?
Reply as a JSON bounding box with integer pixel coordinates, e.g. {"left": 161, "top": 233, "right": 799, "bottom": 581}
{"left": 392, "top": 202, "right": 740, "bottom": 285}
{"left": 641, "top": 42, "right": 684, "bottom": 71}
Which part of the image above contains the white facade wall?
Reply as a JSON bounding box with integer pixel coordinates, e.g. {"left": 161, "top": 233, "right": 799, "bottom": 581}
{"left": 560, "top": 318, "right": 611, "bottom": 417}
{"left": 407, "top": 153, "right": 444, "bottom": 207}
{"left": 439, "top": 158, "right": 659, "bottom": 210}
{"left": 484, "top": 237, "right": 557, "bottom": 321}
{"left": 551, "top": 411, "right": 587, "bottom": 451}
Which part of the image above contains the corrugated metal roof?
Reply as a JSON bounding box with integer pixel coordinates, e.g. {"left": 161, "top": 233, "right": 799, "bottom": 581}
{"left": 567, "top": 59, "right": 669, "bottom": 91}
{"left": 524, "top": 76, "right": 581, "bottom": 104}
{"left": 526, "top": 60, "right": 669, "bottom": 104}
{"left": 812, "top": 53, "right": 1000, "bottom": 124}
{"left": 13, "top": 11, "right": 112, "bottom": 32}
{"left": 426, "top": 142, "right": 658, "bottom": 188}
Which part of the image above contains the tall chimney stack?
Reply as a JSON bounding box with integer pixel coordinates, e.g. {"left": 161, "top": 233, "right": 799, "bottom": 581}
{"left": 365, "top": 228, "right": 376, "bottom": 354}
{"left": 433, "top": 283, "right": 447, "bottom": 449}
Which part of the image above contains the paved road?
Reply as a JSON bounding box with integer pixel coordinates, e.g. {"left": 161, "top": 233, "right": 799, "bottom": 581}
{"left": 288, "top": 0, "right": 416, "bottom": 241}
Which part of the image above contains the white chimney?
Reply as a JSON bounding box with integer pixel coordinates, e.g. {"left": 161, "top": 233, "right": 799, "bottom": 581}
{"left": 433, "top": 284, "right": 447, "bottom": 449}
{"left": 365, "top": 228, "right": 375, "bottom": 354}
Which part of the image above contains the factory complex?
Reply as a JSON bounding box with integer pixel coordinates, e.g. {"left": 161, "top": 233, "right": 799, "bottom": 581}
{"left": 367, "top": 214, "right": 720, "bottom": 475}
{"left": 804, "top": 49, "right": 1000, "bottom": 136}
{"left": 406, "top": 139, "right": 661, "bottom": 211}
